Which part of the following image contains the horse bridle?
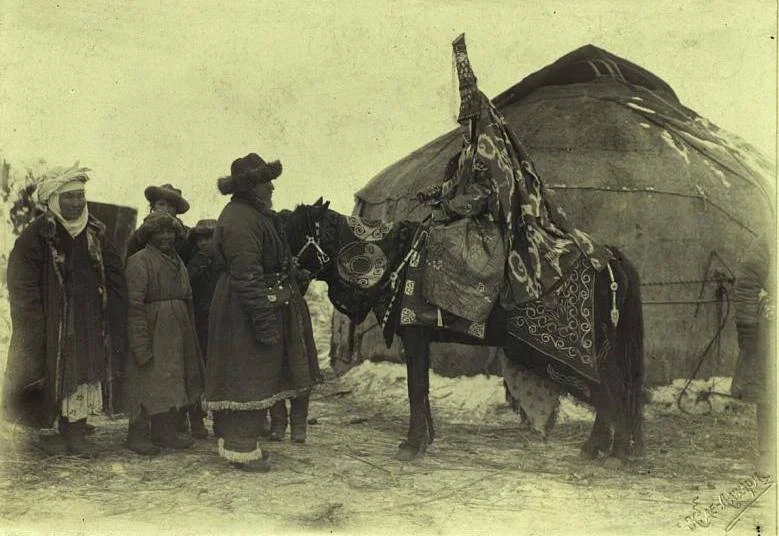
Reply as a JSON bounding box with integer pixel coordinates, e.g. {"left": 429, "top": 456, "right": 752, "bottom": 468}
{"left": 292, "top": 218, "right": 331, "bottom": 276}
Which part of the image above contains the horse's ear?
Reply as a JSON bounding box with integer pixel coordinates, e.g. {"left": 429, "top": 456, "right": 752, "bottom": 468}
{"left": 323, "top": 200, "right": 330, "bottom": 210}
{"left": 314, "top": 197, "right": 323, "bottom": 206}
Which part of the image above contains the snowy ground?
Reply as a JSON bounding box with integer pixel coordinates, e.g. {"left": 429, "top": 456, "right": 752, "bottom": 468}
{"left": 0, "top": 282, "right": 776, "bottom": 535}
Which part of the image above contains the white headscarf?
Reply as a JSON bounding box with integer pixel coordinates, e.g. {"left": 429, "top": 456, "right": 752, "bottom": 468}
{"left": 36, "top": 163, "right": 91, "bottom": 238}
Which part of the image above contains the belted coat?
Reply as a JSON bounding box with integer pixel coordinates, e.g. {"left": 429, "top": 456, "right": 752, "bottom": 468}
{"left": 204, "top": 193, "right": 320, "bottom": 411}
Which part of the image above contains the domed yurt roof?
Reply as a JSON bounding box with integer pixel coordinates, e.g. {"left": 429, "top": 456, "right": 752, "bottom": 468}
{"left": 334, "top": 45, "right": 775, "bottom": 384}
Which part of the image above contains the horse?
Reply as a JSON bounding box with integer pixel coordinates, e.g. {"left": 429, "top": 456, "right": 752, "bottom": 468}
{"left": 284, "top": 199, "right": 645, "bottom": 464}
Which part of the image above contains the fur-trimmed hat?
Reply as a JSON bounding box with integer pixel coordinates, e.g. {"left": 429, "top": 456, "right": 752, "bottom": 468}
{"left": 217, "top": 153, "right": 282, "bottom": 195}
{"left": 137, "top": 211, "right": 185, "bottom": 245}
{"left": 144, "top": 183, "right": 190, "bottom": 214}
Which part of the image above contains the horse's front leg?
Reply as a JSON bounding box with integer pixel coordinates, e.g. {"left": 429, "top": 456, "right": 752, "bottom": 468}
{"left": 397, "top": 328, "right": 433, "bottom": 461}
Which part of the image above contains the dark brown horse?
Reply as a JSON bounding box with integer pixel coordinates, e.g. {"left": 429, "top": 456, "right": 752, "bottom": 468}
{"left": 284, "top": 199, "right": 645, "bottom": 463}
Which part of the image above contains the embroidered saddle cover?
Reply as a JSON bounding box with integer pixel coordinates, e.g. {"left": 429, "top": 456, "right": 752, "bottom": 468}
{"left": 396, "top": 227, "right": 602, "bottom": 384}
{"left": 420, "top": 217, "right": 505, "bottom": 323}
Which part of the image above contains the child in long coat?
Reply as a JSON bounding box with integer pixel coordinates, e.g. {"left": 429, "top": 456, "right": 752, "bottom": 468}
{"left": 125, "top": 211, "right": 205, "bottom": 451}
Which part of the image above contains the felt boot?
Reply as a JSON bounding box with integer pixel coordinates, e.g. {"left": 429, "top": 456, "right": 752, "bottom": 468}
{"left": 176, "top": 407, "right": 189, "bottom": 433}
{"left": 231, "top": 450, "right": 272, "bottom": 473}
{"left": 290, "top": 394, "right": 309, "bottom": 444}
{"left": 188, "top": 404, "right": 209, "bottom": 439}
{"left": 62, "top": 418, "right": 100, "bottom": 459}
{"left": 269, "top": 401, "right": 287, "bottom": 441}
{"left": 258, "top": 408, "right": 271, "bottom": 438}
{"left": 37, "top": 432, "right": 68, "bottom": 456}
{"left": 151, "top": 410, "right": 195, "bottom": 450}
{"left": 125, "top": 418, "right": 161, "bottom": 455}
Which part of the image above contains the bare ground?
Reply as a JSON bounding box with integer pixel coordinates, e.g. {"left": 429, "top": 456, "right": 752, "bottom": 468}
{"left": 0, "top": 363, "right": 775, "bottom": 536}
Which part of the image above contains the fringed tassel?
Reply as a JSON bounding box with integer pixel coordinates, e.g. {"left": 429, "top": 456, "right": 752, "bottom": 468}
{"left": 218, "top": 438, "right": 263, "bottom": 463}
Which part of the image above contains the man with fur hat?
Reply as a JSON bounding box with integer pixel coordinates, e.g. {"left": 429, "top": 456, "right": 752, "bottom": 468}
{"left": 126, "top": 183, "right": 192, "bottom": 260}
{"left": 124, "top": 182, "right": 194, "bottom": 452}
{"left": 124, "top": 211, "right": 205, "bottom": 452}
{"left": 204, "top": 153, "right": 320, "bottom": 472}
{"left": 2, "top": 163, "right": 128, "bottom": 458}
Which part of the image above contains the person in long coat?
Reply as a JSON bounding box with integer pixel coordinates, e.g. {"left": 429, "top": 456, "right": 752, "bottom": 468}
{"left": 732, "top": 231, "right": 776, "bottom": 474}
{"left": 2, "top": 164, "right": 128, "bottom": 458}
{"left": 204, "top": 152, "right": 321, "bottom": 472}
{"left": 183, "top": 219, "right": 220, "bottom": 439}
{"left": 124, "top": 211, "right": 205, "bottom": 451}
{"left": 124, "top": 182, "right": 194, "bottom": 454}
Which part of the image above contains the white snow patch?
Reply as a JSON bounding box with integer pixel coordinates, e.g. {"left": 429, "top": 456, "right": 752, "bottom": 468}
{"left": 659, "top": 129, "right": 690, "bottom": 164}
{"left": 703, "top": 159, "right": 731, "bottom": 188}
{"left": 625, "top": 102, "right": 656, "bottom": 114}
{"left": 339, "top": 360, "right": 742, "bottom": 429}
{"left": 639, "top": 122, "right": 651, "bottom": 129}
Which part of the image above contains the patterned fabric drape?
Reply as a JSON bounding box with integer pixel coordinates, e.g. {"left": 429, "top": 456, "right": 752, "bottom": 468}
{"left": 452, "top": 35, "right": 612, "bottom": 306}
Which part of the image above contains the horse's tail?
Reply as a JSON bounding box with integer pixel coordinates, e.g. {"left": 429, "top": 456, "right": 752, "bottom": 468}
{"left": 611, "top": 247, "right": 645, "bottom": 456}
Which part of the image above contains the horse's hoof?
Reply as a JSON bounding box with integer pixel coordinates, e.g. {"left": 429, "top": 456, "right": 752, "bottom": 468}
{"left": 603, "top": 456, "right": 625, "bottom": 470}
{"left": 396, "top": 441, "right": 425, "bottom": 462}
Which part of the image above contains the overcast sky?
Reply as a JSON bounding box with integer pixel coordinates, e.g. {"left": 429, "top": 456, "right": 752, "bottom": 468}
{"left": 1, "top": 0, "right": 776, "bottom": 226}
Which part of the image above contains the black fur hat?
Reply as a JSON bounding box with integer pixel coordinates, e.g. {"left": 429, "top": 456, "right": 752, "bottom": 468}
{"left": 217, "top": 153, "right": 282, "bottom": 195}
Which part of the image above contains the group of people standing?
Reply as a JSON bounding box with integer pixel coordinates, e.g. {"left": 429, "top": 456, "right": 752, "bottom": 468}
{"left": 2, "top": 153, "right": 321, "bottom": 473}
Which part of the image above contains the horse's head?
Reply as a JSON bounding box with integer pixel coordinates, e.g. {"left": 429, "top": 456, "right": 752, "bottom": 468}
{"left": 284, "top": 197, "right": 338, "bottom": 279}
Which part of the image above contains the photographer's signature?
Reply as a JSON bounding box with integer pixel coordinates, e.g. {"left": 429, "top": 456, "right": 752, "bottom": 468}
{"left": 683, "top": 472, "right": 774, "bottom": 531}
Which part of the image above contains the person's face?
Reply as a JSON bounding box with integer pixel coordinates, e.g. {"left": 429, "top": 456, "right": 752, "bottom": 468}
{"left": 149, "top": 228, "right": 177, "bottom": 253}
{"left": 195, "top": 236, "right": 212, "bottom": 251}
{"left": 152, "top": 198, "right": 178, "bottom": 216}
{"left": 253, "top": 181, "right": 274, "bottom": 208}
{"left": 58, "top": 189, "right": 87, "bottom": 221}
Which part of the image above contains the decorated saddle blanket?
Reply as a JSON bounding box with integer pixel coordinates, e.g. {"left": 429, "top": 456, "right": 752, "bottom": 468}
{"left": 397, "top": 228, "right": 602, "bottom": 384}
{"left": 421, "top": 217, "right": 505, "bottom": 324}
{"left": 505, "top": 254, "right": 602, "bottom": 384}
{"left": 398, "top": 232, "right": 490, "bottom": 340}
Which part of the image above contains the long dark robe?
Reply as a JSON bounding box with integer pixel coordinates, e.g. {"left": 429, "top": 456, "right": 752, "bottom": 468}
{"left": 2, "top": 215, "right": 127, "bottom": 428}
{"left": 204, "top": 194, "right": 320, "bottom": 411}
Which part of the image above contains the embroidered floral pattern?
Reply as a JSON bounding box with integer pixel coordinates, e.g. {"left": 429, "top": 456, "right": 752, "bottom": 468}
{"left": 404, "top": 280, "right": 415, "bottom": 296}
{"left": 400, "top": 307, "right": 417, "bottom": 325}
{"left": 346, "top": 216, "right": 394, "bottom": 242}
{"left": 507, "top": 256, "right": 599, "bottom": 383}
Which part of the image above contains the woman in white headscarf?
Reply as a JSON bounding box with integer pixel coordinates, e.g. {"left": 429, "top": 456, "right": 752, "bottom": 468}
{"left": 2, "top": 163, "right": 128, "bottom": 458}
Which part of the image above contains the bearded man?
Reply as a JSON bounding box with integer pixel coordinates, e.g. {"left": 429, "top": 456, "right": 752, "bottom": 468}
{"left": 204, "top": 153, "right": 320, "bottom": 472}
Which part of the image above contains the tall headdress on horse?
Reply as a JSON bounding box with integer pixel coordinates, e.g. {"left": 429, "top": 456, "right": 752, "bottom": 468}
{"left": 450, "top": 34, "right": 612, "bottom": 306}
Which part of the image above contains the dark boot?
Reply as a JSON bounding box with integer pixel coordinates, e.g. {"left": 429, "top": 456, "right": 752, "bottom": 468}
{"left": 258, "top": 408, "right": 271, "bottom": 438}
{"left": 37, "top": 432, "right": 68, "bottom": 456}
{"left": 269, "top": 401, "right": 288, "bottom": 441}
{"left": 151, "top": 410, "right": 195, "bottom": 450}
{"left": 126, "top": 418, "right": 161, "bottom": 455}
{"left": 62, "top": 418, "right": 100, "bottom": 459}
{"left": 188, "top": 405, "right": 209, "bottom": 440}
{"left": 290, "top": 394, "right": 310, "bottom": 444}
{"left": 231, "top": 450, "right": 272, "bottom": 473}
{"left": 176, "top": 407, "right": 189, "bottom": 434}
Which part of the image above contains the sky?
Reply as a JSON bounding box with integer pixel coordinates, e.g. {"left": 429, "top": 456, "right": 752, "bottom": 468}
{"left": 0, "top": 0, "right": 776, "bottom": 227}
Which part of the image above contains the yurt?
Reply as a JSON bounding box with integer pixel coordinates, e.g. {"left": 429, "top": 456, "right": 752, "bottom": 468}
{"left": 330, "top": 45, "right": 775, "bottom": 385}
